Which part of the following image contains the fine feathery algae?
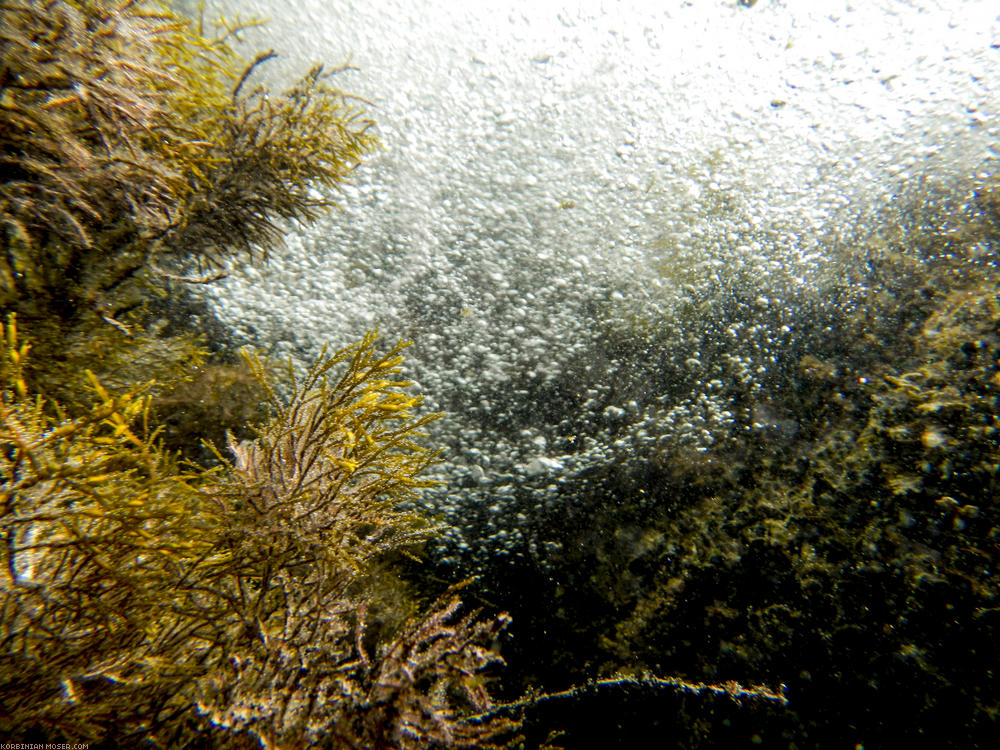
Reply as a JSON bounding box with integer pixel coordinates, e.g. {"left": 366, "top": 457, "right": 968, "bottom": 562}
{"left": 1, "top": 0, "right": 378, "bottom": 301}
{"left": 0, "top": 0, "right": 378, "bottom": 405}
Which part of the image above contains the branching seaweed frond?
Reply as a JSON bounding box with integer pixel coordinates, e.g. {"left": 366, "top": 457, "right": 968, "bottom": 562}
{"left": 192, "top": 333, "right": 517, "bottom": 749}
{"left": 219, "top": 332, "right": 442, "bottom": 566}
{"left": 1, "top": 321, "right": 517, "bottom": 748}
{"left": 0, "top": 314, "right": 223, "bottom": 744}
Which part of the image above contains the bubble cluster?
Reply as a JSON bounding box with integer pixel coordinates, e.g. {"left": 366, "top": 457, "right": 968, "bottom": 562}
{"left": 195, "top": 0, "right": 1000, "bottom": 564}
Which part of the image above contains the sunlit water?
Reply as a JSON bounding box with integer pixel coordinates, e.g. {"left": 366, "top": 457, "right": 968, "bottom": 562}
{"left": 194, "top": 0, "right": 1000, "bottom": 560}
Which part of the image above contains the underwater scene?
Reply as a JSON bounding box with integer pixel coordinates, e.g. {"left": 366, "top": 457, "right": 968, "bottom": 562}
{"left": 1, "top": 0, "right": 999, "bottom": 747}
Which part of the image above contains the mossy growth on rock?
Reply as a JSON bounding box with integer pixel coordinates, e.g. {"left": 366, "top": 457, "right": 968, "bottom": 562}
{"left": 483, "top": 177, "right": 1000, "bottom": 748}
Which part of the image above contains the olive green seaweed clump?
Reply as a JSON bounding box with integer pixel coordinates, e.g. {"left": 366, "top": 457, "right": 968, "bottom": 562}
{"left": 1, "top": 0, "right": 377, "bottom": 281}
{"left": 0, "top": 0, "right": 377, "bottom": 403}
{"left": 0, "top": 324, "right": 519, "bottom": 748}
{"left": 537, "top": 179, "right": 1000, "bottom": 747}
